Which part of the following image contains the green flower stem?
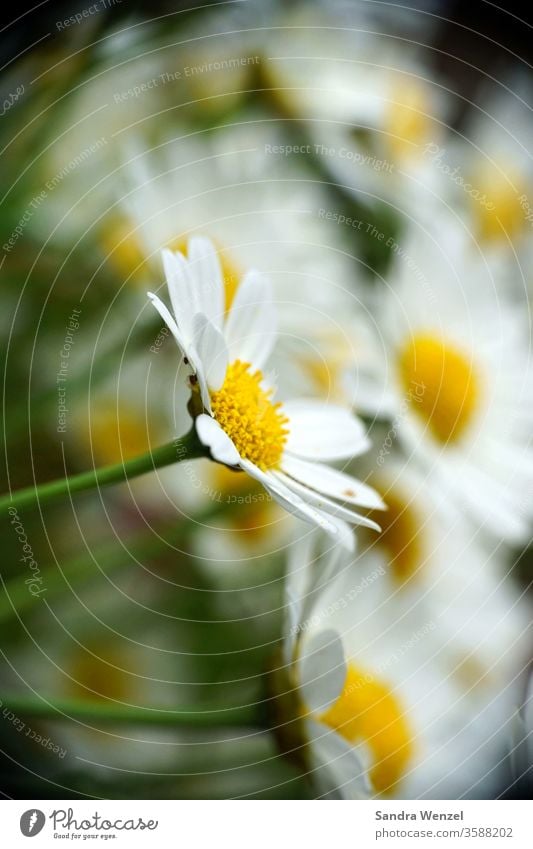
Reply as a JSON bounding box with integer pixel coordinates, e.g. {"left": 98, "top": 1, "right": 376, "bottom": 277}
{"left": 1, "top": 695, "right": 263, "bottom": 728}
{"left": 0, "top": 428, "right": 207, "bottom": 515}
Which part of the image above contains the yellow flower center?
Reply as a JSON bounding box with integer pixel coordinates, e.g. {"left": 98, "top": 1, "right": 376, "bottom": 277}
{"left": 320, "top": 663, "right": 415, "bottom": 795}
{"left": 210, "top": 360, "right": 289, "bottom": 470}
{"left": 99, "top": 217, "right": 147, "bottom": 284}
{"left": 385, "top": 80, "right": 433, "bottom": 160}
{"left": 367, "top": 486, "right": 424, "bottom": 585}
{"left": 398, "top": 333, "right": 479, "bottom": 444}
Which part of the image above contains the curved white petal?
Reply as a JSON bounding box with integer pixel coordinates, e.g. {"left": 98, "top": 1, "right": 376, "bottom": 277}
{"left": 187, "top": 236, "right": 224, "bottom": 329}
{"left": 274, "top": 471, "right": 381, "bottom": 534}
{"left": 161, "top": 248, "right": 197, "bottom": 344}
{"left": 298, "top": 629, "right": 346, "bottom": 713}
{"left": 281, "top": 455, "right": 386, "bottom": 511}
{"left": 287, "top": 532, "right": 352, "bottom": 628}
{"left": 325, "top": 517, "right": 357, "bottom": 554}
{"left": 148, "top": 292, "right": 211, "bottom": 409}
{"left": 306, "top": 719, "right": 370, "bottom": 800}
{"left": 286, "top": 532, "right": 317, "bottom": 614}
{"left": 147, "top": 291, "right": 187, "bottom": 354}
{"left": 193, "top": 314, "right": 228, "bottom": 391}
{"left": 284, "top": 400, "right": 371, "bottom": 461}
{"left": 224, "top": 270, "right": 276, "bottom": 369}
{"left": 195, "top": 414, "right": 240, "bottom": 466}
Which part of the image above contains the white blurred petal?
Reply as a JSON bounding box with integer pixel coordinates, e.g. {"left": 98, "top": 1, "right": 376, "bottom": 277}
{"left": 281, "top": 455, "right": 386, "bottom": 511}
{"left": 193, "top": 314, "right": 228, "bottom": 390}
{"left": 298, "top": 629, "right": 346, "bottom": 713}
{"left": 306, "top": 719, "right": 370, "bottom": 799}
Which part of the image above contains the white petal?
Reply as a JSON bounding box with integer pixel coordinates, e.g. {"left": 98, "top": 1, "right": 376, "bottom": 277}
{"left": 284, "top": 400, "right": 371, "bottom": 461}
{"left": 147, "top": 291, "right": 187, "bottom": 354}
{"left": 286, "top": 532, "right": 317, "bottom": 613}
{"left": 274, "top": 471, "right": 381, "bottom": 533}
{"left": 239, "top": 459, "right": 346, "bottom": 543}
{"left": 148, "top": 293, "right": 210, "bottom": 409}
{"left": 281, "top": 455, "right": 386, "bottom": 511}
{"left": 193, "top": 314, "right": 228, "bottom": 391}
{"left": 326, "top": 517, "right": 357, "bottom": 554}
{"left": 306, "top": 719, "right": 370, "bottom": 800}
{"left": 161, "top": 248, "right": 197, "bottom": 343}
{"left": 298, "top": 629, "right": 346, "bottom": 713}
{"left": 224, "top": 270, "right": 276, "bottom": 369}
{"left": 195, "top": 414, "right": 240, "bottom": 466}
{"left": 187, "top": 236, "right": 224, "bottom": 329}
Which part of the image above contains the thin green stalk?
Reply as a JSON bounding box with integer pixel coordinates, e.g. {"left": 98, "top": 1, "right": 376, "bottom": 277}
{"left": 1, "top": 428, "right": 207, "bottom": 514}
{"left": 1, "top": 695, "right": 263, "bottom": 728}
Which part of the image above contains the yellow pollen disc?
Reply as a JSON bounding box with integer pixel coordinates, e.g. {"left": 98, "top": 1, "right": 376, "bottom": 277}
{"left": 100, "top": 218, "right": 146, "bottom": 284}
{"left": 365, "top": 486, "right": 424, "bottom": 585}
{"left": 385, "top": 80, "right": 432, "bottom": 160}
{"left": 398, "top": 333, "right": 479, "bottom": 444}
{"left": 171, "top": 236, "right": 242, "bottom": 311}
{"left": 473, "top": 166, "right": 528, "bottom": 242}
{"left": 320, "top": 663, "right": 415, "bottom": 794}
{"left": 210, "top": 360, "right": 289, "bottom": 471}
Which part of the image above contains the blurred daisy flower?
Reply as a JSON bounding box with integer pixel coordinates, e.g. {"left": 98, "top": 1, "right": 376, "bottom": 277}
{"left": 148, "top": 236, "right": 385, "bottom": 549}
{"left": 354, "top": 219, "right": 533, "bottom": 542}
{"left": 277, "top": 537, "right": 370, "bottom": 798}
{"left": 279, "top": 529, "right": 530, "bottom": 798}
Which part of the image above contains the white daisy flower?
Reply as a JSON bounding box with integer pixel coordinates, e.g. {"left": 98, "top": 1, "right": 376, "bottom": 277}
{"left": 353, "top": 217, "right": 533, "bottom": 542}
{"left": 278, "top": 537, "right": 370, "bottom": 799}
{"left": 263, "top": 18, "right": 450, "bottom": 216}
{"left": 147, "top": 237, "right": 385, "bottom": 550}
{"left": 281, "top": 528, "right": 531, "bottom": 799}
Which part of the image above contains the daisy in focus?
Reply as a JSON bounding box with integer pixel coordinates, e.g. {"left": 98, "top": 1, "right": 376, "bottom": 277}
{"left": 148, "top": 237, "right": 385, "bottom": 550}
